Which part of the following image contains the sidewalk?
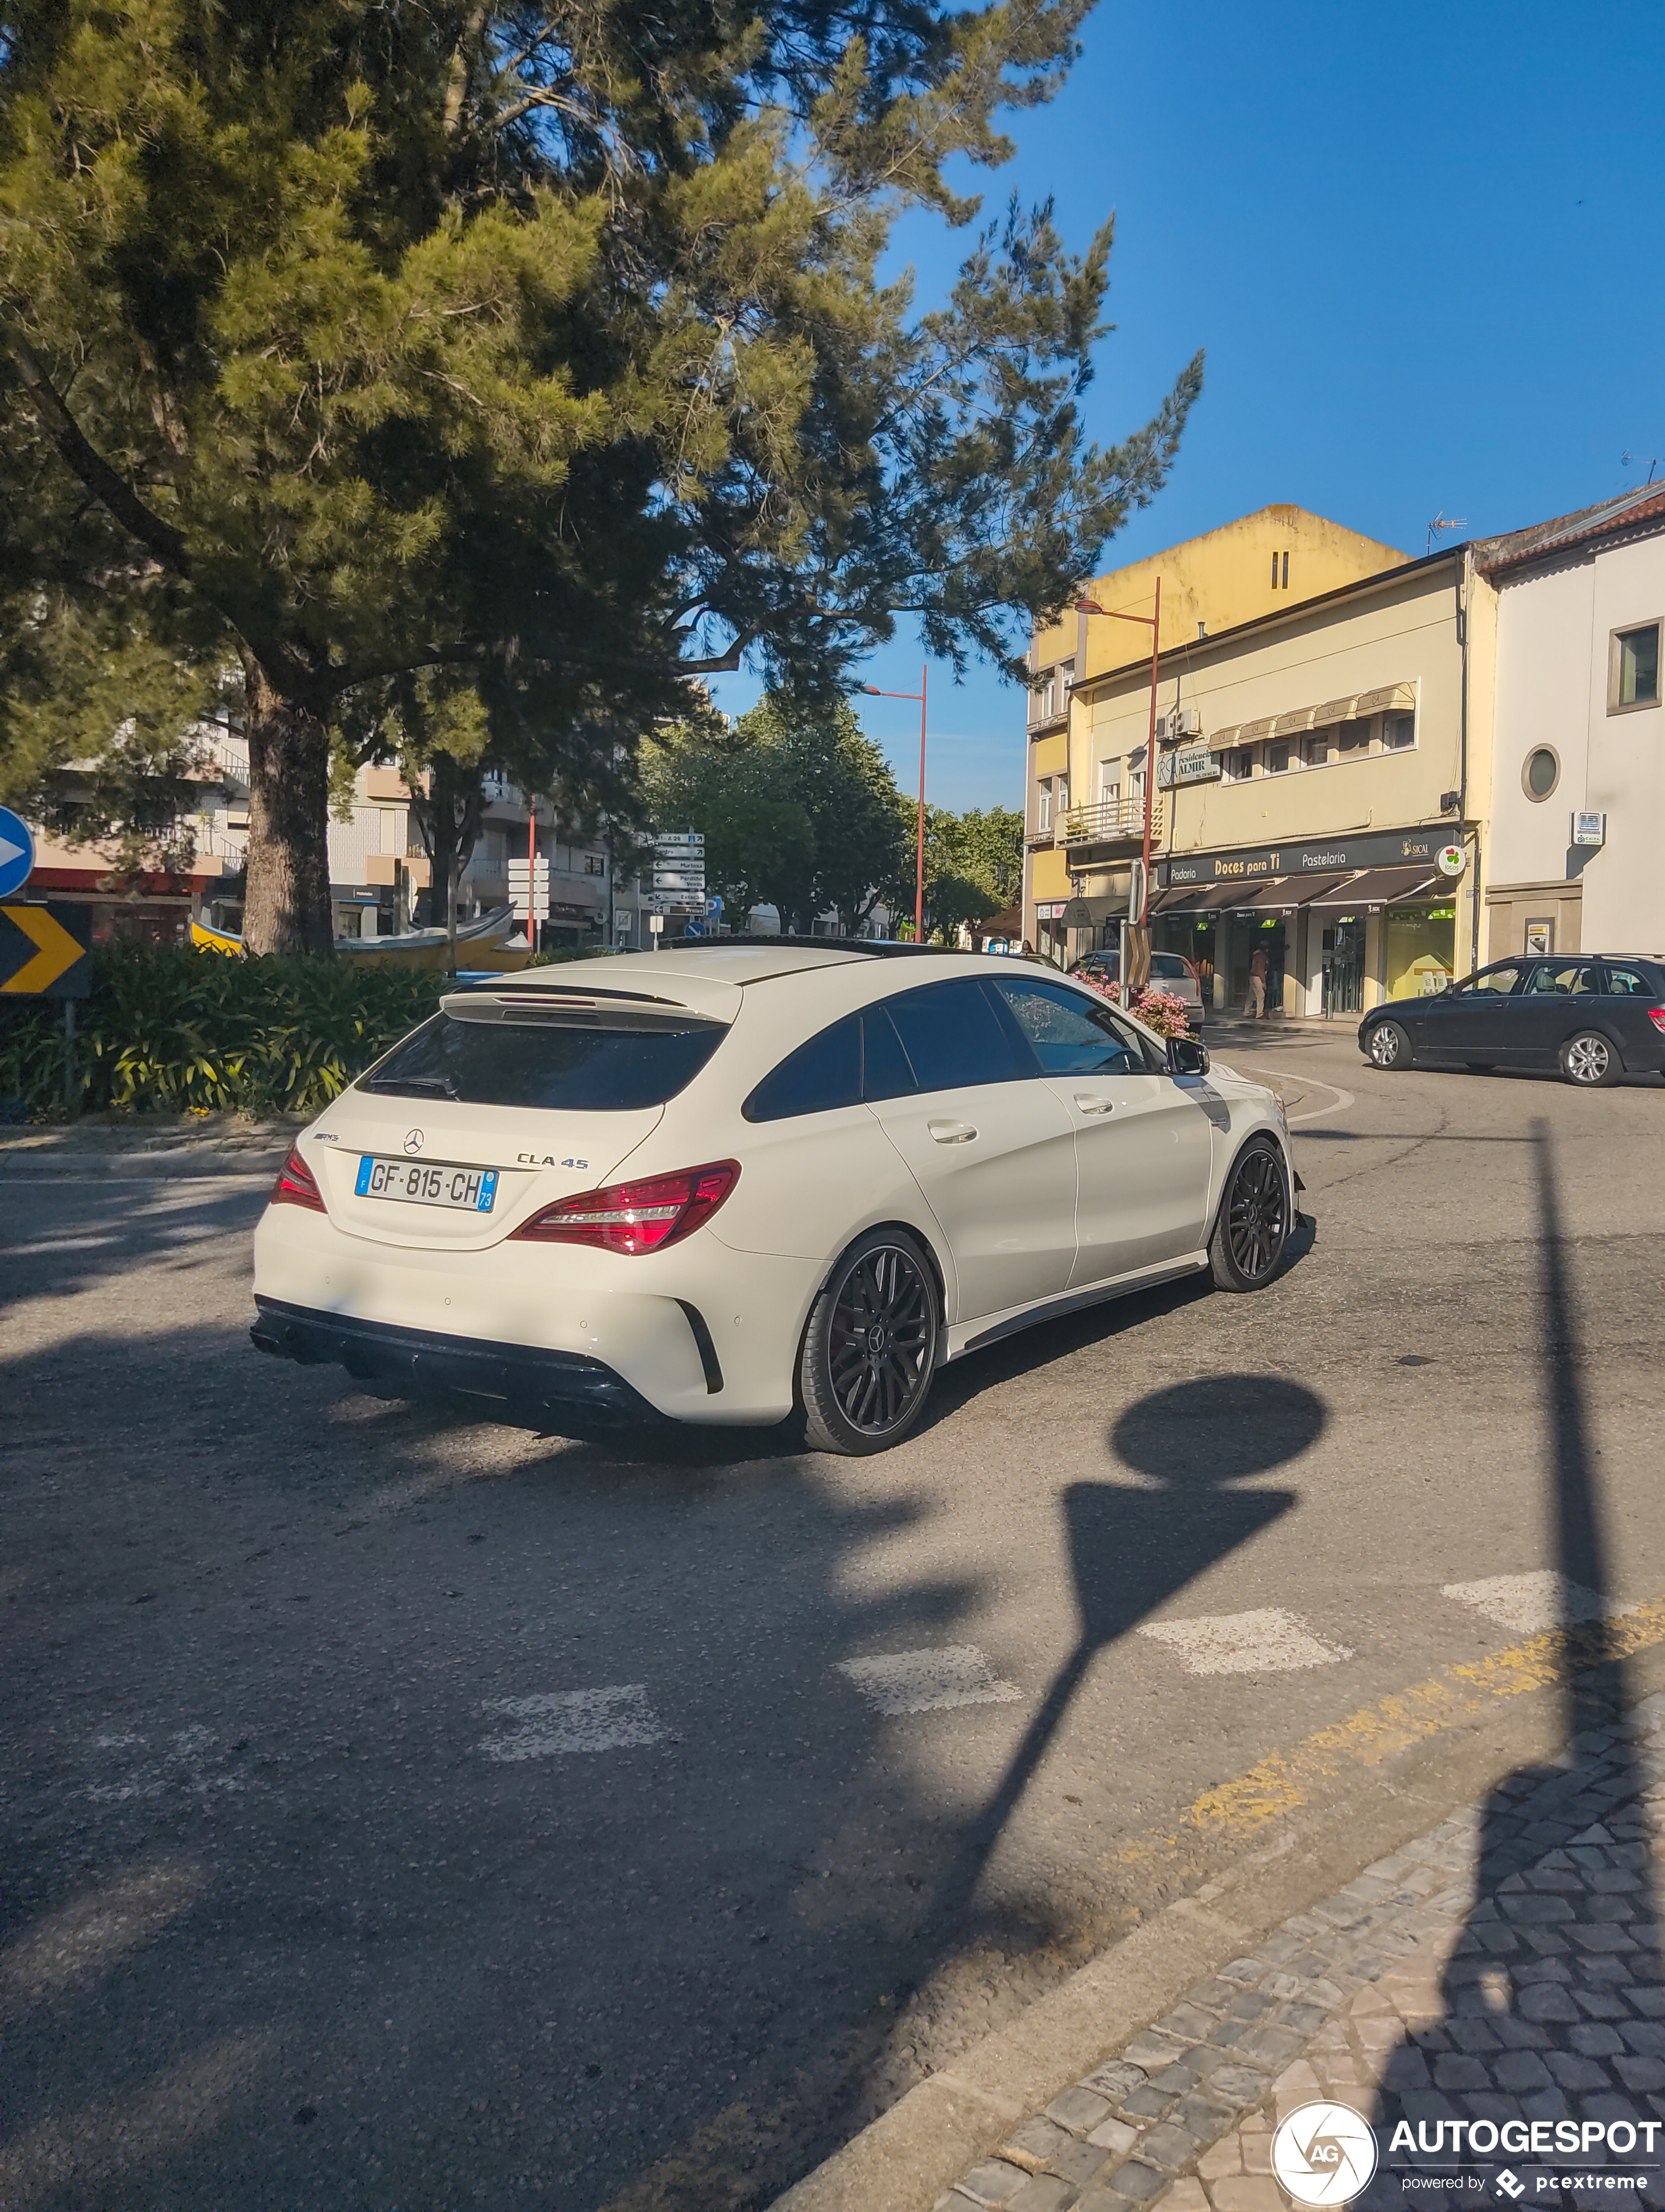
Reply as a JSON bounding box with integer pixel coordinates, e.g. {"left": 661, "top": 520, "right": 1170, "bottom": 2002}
{"left": 921, "top": 1700, "right": 1665, "bottom": 2212}
{"left": 0, "top": 1110, "right": 301, "bottom": 1177}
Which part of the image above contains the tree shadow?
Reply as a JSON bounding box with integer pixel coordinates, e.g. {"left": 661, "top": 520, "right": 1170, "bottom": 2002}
{"left": 1360, "top": 1123, "right": 1664, "bottom": 2206}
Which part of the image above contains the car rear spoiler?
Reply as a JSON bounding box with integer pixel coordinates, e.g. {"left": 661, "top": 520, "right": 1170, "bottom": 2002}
{"left": 439, "top": 987, "right": 726, "bottom": 1031}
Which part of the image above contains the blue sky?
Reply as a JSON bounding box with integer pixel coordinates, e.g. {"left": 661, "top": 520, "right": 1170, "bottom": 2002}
{"left": 712, "top": 0, "right": 1665, "bottom": 813}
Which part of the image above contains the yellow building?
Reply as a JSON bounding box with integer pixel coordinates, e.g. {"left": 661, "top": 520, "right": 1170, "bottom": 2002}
{"left": 1025, "top": 505, "right": 1409, "bottom": 930}
{"left": 1025, "top": 515, "right": 1508, "bottom": 1020}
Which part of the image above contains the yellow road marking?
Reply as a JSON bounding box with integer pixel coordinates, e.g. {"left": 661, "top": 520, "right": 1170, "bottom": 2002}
{"left": 1116, "top": 1599, "right": 1665, "bottom": 1872}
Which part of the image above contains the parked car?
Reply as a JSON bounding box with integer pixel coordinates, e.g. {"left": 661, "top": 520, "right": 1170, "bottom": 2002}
{"left": 252, "top": 944, "right": 1293, "bottom": 1454}
{"left": 1359, "top": 956, "right": 1665, "bottom": 1086}
{"left": 1070, "top": 948, "right": 1207, "bottom": 1030}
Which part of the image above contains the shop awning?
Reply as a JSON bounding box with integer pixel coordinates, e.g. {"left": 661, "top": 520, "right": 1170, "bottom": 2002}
{"left": 1206, "top": 682, "right": 1417, "bottom": 752}
{"left": 1303, "top": 867, "right": 1438, "bottom": 909}
{"left": 1150, "top": 880, "right": 1255, "bottom": 914}
{"left": 1236, "top": 875, "right": 1350, "bottom": 912}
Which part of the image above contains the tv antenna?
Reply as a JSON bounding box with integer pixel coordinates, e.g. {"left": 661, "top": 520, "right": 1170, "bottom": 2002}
{"left": 1621, "top": 452, "right": 1658, "bottom": 485}
{"left": 1426, "top": 512, "right": 1468, "bottom": 556}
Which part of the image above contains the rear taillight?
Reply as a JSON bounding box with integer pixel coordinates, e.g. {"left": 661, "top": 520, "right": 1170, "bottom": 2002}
{"left": 508, "top": 1161, "right": 739, "bottom": 1254}
{"left": 1649, "top": 1009, "right": 1665, "bottom": 1035}
{"left": 270, "top": 1147, "right": 326, "bottom": 1213}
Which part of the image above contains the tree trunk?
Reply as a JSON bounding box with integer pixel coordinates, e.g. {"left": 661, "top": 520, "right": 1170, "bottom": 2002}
{"left": 242, "top": 663, "right": 335, "bottom": 956}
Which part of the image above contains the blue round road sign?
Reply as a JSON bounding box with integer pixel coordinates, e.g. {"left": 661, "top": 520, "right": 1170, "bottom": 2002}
{"left": 0, "top": 807, "right": 35, "bottom": 899}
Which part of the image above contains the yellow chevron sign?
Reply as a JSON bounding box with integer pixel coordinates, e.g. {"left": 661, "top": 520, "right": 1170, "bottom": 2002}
{"left": 0, "top": 901, "right": 92, "bottom": 997}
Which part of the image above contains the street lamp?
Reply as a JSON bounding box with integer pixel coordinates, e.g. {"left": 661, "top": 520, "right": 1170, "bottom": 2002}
{"left": 1074, "top": 581, "right": 1163, "bottom": 927}
{"left": 857, "top": 666, "right": 928, "bottom": 941}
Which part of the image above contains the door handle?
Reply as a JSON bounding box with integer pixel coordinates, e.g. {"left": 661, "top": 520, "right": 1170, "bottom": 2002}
{"left": 926, "top": 1119, "right": 978, "bottom": 1144}
{"left": 1073, "top": 1095, "right": 1116, "bottom": 1116}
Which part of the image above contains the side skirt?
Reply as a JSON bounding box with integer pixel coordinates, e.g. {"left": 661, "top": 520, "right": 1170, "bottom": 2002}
{"left": 949, "top": 1256, "right": 1209, "bottom": 1361}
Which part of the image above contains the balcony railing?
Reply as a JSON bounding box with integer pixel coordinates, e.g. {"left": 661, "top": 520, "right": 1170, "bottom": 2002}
{"left": 1058, "top": 795, "right": 1163, "bottom": 847}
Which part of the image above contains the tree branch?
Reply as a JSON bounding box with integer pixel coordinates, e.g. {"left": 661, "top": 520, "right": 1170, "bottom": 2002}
{"left": 4, "top": 324, "right": 189, "bottom": 573}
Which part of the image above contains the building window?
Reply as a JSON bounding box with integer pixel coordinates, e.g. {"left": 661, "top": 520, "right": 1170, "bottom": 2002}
{"left": 583, "top": 853, "right": 606, "bottom": 875}
{"left": 1523, "top": 745, "right": 1560, "bottom": 801}
{"left": 1223, "top": 747, "right": 1253, "bottom": 783}
{"left": 1037, "top": 781, "right": 1052, "bottom": 832}
{"left": 1610, "top": 621, "right": 1662, "bottom": 712}
{"left": 1098, "top": 762, "right": 1120, "bottom": 807}
{"left": 1271, "top": 551, "right": 1289, "bottom": 589}
{"left": 1266, "top": 742, "right": 1291, "bottom": 775}
{"left": 1303, "top": 730, "right": 1331, "bottom": 767}
{"left": 1381, "top": 712, "right": 1415, "bottom": 752}
{"left": 1056, "top": 774, "right": 1070, "bottom": 817}
{"left": 1335, "top": 719, "right": 1371, "bottom": 757}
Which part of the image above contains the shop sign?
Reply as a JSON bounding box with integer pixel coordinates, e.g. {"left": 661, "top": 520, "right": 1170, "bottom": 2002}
{"left": 1157, "top": 747, "right": 1222, "bottom": 790}
{"left": 1435, "top": 844, "right": 1466, "bottom": 878}
{"left": 1572, "top": 810, "right": 1607, "bottom": 847}
{"left": 1158, "top": 827, "right": 1449, "bottom": 887}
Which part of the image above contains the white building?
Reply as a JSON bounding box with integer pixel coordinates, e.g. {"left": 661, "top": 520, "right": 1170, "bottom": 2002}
{"left": 1480, "top": 486, "right": 1665, "bottom": 960}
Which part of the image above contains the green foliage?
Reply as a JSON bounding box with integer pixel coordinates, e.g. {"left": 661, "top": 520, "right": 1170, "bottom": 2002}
{"left": 639, "top": 693, "right": 912, "bottom": 931}
{"left": 0, "top": 0, "right": 1200, "bottom": 950}
{"left": 0, "top": 947, "right": 448, "bottom": 1119}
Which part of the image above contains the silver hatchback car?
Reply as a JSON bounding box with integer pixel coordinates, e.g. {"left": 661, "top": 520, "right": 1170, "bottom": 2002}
{"left": 1069, "top": 949, "right": 1207, "bottom": 1031}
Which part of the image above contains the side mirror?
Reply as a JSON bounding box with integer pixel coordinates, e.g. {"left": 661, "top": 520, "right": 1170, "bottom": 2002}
{"left": 1167, "top": 1035, "right": 1209, "bottom": 1077}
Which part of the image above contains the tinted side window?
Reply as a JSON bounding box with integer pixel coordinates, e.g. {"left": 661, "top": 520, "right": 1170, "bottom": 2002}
{"left": 743, "top": 1014, "right": 861, "bottom": 1122}
{"left": 1457, "top": 963, "right": 1524, "bottom": 998}
{"left": 1603, "top": 965, "right": 1656, "bottom": 997}
{"left": 990, "top": 977, "right": 1145, "bottom": 1075}
{"left": 1523, "top": 961, "right": 1598, "bottom": 996}
{"left": 883, "top": 979, "right": 1032, "bottom": 1092}
{"left": 860, "top": 1006, "right": 917, "bottom": 1101}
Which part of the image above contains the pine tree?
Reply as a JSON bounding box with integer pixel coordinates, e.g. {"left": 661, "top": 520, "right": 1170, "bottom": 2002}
{"left": 0, "top": 1, "right": 1201, "bottom": 951}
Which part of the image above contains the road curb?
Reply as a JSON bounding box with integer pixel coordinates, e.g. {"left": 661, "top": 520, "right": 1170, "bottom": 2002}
{"left": 770, "top": 1636, "right": 1665, "bottom": 2212}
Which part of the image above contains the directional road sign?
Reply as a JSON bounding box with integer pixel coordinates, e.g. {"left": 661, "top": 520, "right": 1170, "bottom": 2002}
{"left": 654, "top": 832, "right": 705, "bottom": 849}
{"left": 0, "top": 807, "right": 35, "bottom": 899}
{"left": 682, "top": 916, "right": 706, "bottom": 938}
{"left": 0, "top": 901, "right": 92, "bottom": 998}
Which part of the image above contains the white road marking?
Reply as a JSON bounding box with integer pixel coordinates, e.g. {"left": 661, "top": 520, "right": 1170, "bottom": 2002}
{"left": 1139, "top": 1608, "right": 1354, "bottom": 1675}
{"left": 1441, "top": 1571, "right": 1638, "bottom": 1634}
{"left": 836, "top": 1646, "right": 1023, "bottom": 1716}
{"left": 478, "top": 1685, "right": 667, "bottom": 1760}
{"left": 1231, "top": 1064, "right": 1357, "bottom": 1126}
{"left": 83, "top": 1726, "right": 248, "bottom": 1803}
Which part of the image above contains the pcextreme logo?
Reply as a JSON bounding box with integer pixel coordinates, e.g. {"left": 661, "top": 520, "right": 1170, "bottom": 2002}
{"left": 1273, "top": 2101, "right": 1380, "bottom": 2207}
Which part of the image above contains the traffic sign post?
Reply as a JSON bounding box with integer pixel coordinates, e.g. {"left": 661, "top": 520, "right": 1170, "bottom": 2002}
{"left": 1, "top": 899, "right": 93, "bottom": 1116}
{"left": 0, "top": 807, "right": 35, "bottom": 900}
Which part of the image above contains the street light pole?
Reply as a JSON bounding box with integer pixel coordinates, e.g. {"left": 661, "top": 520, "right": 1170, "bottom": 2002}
{"left": 859, "top": 669, "right": 928, "bottom": 940}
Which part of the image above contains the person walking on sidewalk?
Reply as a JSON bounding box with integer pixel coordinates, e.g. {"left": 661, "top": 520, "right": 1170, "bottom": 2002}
{"left": 1247, "top": 941, "right": 1269, "bottom": 1020}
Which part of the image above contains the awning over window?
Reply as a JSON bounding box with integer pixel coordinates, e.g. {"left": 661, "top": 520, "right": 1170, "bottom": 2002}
{"left": 1149, "top": 880, "right": 1255, "bottom": 914}
{"left": 1303, "top": 867, "right": 1438, "bottom": 908}
{"left": 1205, "top": 682, "right": 1417, "bottom": 752}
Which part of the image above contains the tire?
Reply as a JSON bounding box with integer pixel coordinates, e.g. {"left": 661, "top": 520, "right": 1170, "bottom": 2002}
{"left": 1209, "top": 1137, "right": 1291, "bottom": 1292}
{"left": 1560, "top": 1030, "right": 1622, "bottom": 1088}
{"left": 1367, "top": 1019, "right": 1411, "bottom": 1070}
{"left": 799, "top": 1228, "right": 941, "bottom": 1454}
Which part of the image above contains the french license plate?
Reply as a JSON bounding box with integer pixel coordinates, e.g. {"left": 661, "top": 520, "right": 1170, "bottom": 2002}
{"left": 355, "top": 1157, "right": 499, "bottom": 1212}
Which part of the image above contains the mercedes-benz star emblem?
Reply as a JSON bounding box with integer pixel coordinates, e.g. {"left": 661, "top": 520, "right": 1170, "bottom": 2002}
{"left": 402, "top": 1128, "right": 425, "bottom": 1155}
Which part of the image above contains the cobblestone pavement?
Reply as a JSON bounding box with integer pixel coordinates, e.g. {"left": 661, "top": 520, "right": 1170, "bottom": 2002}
{"left": 937, "top": 1694, "right": 1665, "bottom": 2212}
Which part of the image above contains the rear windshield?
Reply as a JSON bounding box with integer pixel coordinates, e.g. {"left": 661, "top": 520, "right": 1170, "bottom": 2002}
{"left": 359, "top": 1014, "right": 724, "bottom": 1113}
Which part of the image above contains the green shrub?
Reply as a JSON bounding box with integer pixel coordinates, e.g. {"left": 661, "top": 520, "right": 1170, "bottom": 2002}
{"left": 0, "top": 946, "right": 452, "bottom": 1119}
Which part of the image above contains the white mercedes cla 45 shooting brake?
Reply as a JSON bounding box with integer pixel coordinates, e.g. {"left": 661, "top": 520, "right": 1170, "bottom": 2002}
{"left": 252, "top": 944, "right": 1297, "bottom": 1454}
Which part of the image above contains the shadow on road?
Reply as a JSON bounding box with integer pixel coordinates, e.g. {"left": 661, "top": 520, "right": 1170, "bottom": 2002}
{"left": 1360, "top": 1122, "right": 1664, "bottom": 2203}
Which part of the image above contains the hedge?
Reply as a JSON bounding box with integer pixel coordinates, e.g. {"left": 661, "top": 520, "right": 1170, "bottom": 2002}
{"left": 0, "top": 945, "right": 454, "bottom": 1119}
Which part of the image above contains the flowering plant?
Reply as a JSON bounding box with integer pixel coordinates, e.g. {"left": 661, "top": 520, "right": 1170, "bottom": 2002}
{"left": 1078, "top": 973, "right": 1194, "bottom": 1041}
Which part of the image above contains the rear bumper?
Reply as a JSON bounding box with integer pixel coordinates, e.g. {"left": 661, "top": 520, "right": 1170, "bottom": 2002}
{"left": 251, "top": 1297, "right": 665, "bottom": 1427}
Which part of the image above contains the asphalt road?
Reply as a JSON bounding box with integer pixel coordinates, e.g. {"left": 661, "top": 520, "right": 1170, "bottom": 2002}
{"left": 4, "top": 1031, "right": 1665, "bottom": 2212}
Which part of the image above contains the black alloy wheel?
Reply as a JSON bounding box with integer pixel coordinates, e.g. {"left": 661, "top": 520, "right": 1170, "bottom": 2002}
{"left": 799, "top": 1230, "right": 940, "bottom": 1454}
{"left": 1209, "top": 1138, "right": 1291, "bottom": 1292}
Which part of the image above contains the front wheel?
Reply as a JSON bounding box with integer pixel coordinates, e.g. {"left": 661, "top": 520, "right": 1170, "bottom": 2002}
{"left": 799, "top": 1229, "right": 941, "bottom": 1454}
{"left": 1367, "top": 1019, "right": 1411, "bottom": 1070}
{"left": 1209, "top": 1138, "right": 1291, "bottom": 1292}
{"left": 1561, "top": 1030, "right": 1622, "bottom": 1087}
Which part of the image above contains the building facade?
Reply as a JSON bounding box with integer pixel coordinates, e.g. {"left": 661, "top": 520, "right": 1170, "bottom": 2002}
{"left": 1478, "top": 486, "right": 1665, "bottom": 962}
{"left": 1024, "top": 506, "right": 1409, "bottom": 963}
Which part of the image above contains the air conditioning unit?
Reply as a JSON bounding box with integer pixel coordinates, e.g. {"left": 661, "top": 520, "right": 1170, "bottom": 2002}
{"left": 1164, "top": 706, "right": 1202, "bottom": 742}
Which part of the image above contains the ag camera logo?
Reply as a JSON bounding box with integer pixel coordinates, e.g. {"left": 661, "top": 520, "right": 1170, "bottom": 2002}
{"left": 1272, "top": 2101, "right": 1380, "bottom": 2206}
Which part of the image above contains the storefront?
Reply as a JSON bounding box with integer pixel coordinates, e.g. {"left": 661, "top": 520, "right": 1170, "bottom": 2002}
{"left": 1152, "top": 829, "right": 1467, "bottom": 1017}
